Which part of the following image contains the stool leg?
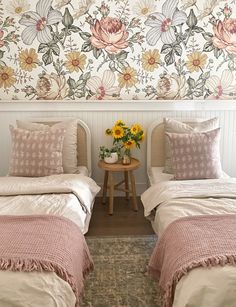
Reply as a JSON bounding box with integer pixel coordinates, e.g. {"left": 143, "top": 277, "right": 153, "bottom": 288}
{"left": 124, "top": 171, "right": 129, "bottom": 200}
{"left": 108, "top": 172, "right": 114, "bottom": 215}
{"left": 102, "top": 170, "right": 109, "bottom": 204}
{"left": 129, "top": 170, "right": 138, "bottom": 212}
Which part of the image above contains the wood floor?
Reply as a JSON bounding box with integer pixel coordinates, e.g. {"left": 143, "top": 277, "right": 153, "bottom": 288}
{"left": 86, "top": 196, "right": 154, "bottom": 236}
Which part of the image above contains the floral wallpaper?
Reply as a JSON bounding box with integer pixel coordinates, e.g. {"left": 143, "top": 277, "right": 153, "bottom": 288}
{"left": 0, "top": 0, "right": 236, "bottom": 101}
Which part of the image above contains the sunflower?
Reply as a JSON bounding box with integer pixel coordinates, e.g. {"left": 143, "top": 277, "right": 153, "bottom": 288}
{"left": 0, "top": 66, "right": 16, "bottom": 88}
{"left": 131, "top": 123, "right": 141, "bottom": 135}
{"left": 19, "top": 48, "right": 38, "bottom": 72}
{"left": 64, "top": 51, "right": 87, "bottom": 72}
{"left": 124, "top": 140, "right": 135, "bottom": 149}
{"left": 118, "top": 67, "right": 138, "bottom": 88}
{"left": 112, "top": 125, "right": 124, "bottom": 139}
{"left": 186, "top": 51, "right": 207, "bottom": 73}
{"left": 141, "top": 49, "right": 160, "bottom": 72}
{"left": 115, "top": 119, "right": 125, "bottom": 126}
{"left": 105, "top": 128, "right": 112, "bottom": 136}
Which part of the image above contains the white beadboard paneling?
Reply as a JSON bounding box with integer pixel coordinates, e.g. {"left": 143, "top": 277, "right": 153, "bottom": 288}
{"left": 1, "top": 103, "right": 236, "bottom": 195}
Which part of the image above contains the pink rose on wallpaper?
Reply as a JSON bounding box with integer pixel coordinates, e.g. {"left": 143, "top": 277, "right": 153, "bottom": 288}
{"left": 36, "top": 73, "right": 69, "bottom": 100}
{"left": 213, "top": 18, "right": 236, "bottom": 53}
{"left": 90, "top": 17, "right": 129, "bottom": 54}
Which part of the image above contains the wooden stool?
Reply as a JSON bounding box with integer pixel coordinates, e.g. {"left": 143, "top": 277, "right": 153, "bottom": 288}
{"left": 98, "top": 158, "right": 141, "bottom": 215}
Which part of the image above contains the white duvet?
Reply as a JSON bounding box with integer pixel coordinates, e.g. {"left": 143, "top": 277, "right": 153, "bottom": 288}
{"left": 141, "top": 178, "right": 236, "bottom": 307}
{"left": 0, "top": 174, "right": 100, "bottom": 307}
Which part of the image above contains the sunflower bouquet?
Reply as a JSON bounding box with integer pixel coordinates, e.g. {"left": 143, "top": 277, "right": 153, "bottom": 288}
{"left": 105, "top": 120, "right": 144, "bottom": 158}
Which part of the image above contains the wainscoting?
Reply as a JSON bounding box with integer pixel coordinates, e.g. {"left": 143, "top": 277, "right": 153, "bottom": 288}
{"left": 1, "top": 101, "right": 236, "bottom": 194}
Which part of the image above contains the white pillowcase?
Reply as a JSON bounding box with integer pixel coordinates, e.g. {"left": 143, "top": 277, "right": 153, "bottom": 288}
{"left": 16, "top": 120, "right": 79, "bottom": 174}
{"left": 163, "top": 117, "right": 219, "bottom": 174}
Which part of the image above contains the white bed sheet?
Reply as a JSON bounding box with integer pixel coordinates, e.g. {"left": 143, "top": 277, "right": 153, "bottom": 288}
{"left": 148, "top": 166, "right": 230, "bottom": 186}
{"left": 77, "top": 166, "right": 89, "bottom": 177}
{"left": 0, "top": 173, "right": 100, "bottom": 307}
{"left": 0, "top": 193, "right": 92, "bottom": 234}
{"left": 148, "top": 167, "right": 174, "bottom": 185}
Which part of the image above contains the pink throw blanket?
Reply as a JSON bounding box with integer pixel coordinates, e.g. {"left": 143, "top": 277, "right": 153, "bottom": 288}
{"left": 0, "top": 215, "right": 93, "bottom": 306}
{"left": 149, "top": 214, "right": 236, "bottom": 307}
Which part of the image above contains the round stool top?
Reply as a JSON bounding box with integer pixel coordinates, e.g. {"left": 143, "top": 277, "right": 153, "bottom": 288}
{"left": 98, "top": 158, "right": 140, "bottom": 172}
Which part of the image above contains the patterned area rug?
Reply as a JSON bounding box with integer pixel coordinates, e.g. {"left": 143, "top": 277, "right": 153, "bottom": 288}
{"left": 82, "top": 235, "right": 161, "bottom": 307}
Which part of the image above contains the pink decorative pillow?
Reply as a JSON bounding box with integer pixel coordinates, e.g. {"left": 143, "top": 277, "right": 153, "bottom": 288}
{"left": 9, "top": 126, "right": 65, "bottom": 177}
{"left": 166, "top": 128, "right": 222, "bottom": 180}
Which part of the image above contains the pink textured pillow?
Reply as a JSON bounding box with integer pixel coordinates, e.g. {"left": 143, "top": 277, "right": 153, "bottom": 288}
{"left": 166, "top": 128, "right": 222, "bottom": 180}
{"left": 9, "top": 126, "right": 65, "bottom": 177}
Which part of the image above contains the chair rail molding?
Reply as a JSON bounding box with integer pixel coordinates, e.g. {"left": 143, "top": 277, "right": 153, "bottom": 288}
{"left": 1, "top": 100, "right": 236, "bottom": 112}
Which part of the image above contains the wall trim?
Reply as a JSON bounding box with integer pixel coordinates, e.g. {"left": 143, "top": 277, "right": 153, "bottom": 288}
{"left": 1, "top": 100, "right": 236, "bottom": 112}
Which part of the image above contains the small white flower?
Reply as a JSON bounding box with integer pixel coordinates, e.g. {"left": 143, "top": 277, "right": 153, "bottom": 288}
{"left": 180, "top": 0, "right": 197, "bottom": 10}
{"left": 205, "top": 69, "right": 235, "bottom": 99}
{"left": 197, "top": 0, "right": 227, "bottom": 20}
{"left": 73, "top": 0, "right": 95, "bottom": 19}
{"left": 55, "top": 0, "right": 72, "bottom": 9}
{"left": 87, "top": 70, "right": 120, "bottom": 100}
{"left": 6, "top": 0, "right": 30, "bottom": 16}
{"left": 19, "top": 0, "right": 62, "bottom": 45}
{"left": 145, "top": 0, "right": 187, "bottom": 45}
{"left": 133, "top": 0, "right": 156, "bottom": 17}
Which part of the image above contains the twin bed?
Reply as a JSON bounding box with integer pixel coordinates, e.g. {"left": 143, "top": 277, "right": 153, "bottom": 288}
{"left": 0, "top": 118, "right": 100, "bottom": 307}
{"left": 142, "top": 119, "right": 236, "bottom": 307}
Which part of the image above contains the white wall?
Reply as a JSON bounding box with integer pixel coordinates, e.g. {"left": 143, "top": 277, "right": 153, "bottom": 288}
{"left": 1, "top": 101, "right": 236, "bottom": 195}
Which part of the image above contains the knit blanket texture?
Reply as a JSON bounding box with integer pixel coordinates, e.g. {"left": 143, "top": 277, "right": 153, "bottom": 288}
{"left": 149, "top": 214, "right": 236, "bottom": 307}
{"left": 0, "top": 215, "right": 93, "bottom": 306}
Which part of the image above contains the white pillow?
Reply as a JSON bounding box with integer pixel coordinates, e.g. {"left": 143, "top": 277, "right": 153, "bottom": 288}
{"left": 16, "top": 120, "right": 79, "bottom": 174}
{"left": 163, "top": 117, "right": 219, "bottom": 174}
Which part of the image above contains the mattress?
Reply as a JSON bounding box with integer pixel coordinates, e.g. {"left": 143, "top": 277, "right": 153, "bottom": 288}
{"left": 148, "top": 167, "right": 229, "bottom": 186}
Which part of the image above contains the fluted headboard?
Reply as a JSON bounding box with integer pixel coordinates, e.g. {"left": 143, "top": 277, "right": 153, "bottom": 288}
{"left": 147, "top": 119, "right": 165, "bottom": 171}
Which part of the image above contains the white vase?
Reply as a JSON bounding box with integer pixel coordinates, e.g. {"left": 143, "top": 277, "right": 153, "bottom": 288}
{"left": 104, "top": 152, "right": 118, "bottom": 164}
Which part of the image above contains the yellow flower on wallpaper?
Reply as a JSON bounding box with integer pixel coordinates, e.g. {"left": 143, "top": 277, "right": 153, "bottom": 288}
{"left": 112, "top": 125, "right": 124, "bottom": 139}
{"left": 141, "top": 49, "right": 160, "bottom": 72}
{"left": 19, "top": 48, "right": 38, "bottom": 72}
{"left": 0, "top": 66, "right": 16, "bottom": 88}
{"left": 132, "top": 0, "right": 156, "bottom": 17}
{"left": 64, "top": 51, "right": 87, "bottom": 72}
{"left": 6, "top": 0, "right": 30, "bottom": 16}
{"left": 118, "top": 67, "right": 138, "bottom": 88}
{"left": 186, "top": 51, "right": 207, "bottom": 72}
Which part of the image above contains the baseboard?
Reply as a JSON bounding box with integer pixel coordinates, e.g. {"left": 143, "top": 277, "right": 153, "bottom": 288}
{"left": 96, "top": 182, "right": 148, "bottom": 197}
